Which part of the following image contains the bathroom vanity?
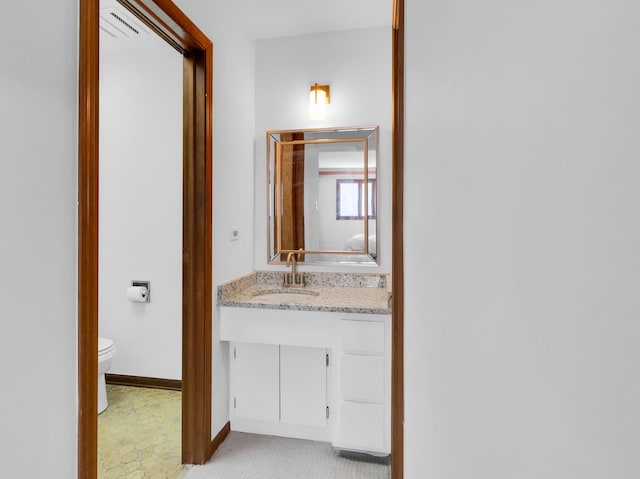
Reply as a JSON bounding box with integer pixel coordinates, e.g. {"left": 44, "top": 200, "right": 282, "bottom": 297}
{"left": 218, "top": 272, "right": 391, "bottom": 456}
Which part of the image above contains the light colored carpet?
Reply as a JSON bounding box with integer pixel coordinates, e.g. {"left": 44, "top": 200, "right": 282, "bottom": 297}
{"left": 182, "top": 432, "right": 390, "bottom": 479}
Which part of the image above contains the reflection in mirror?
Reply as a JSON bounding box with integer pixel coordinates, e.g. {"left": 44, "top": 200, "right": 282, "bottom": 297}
{"left": 268, "top": 126, "right": 379, "bottom": 265}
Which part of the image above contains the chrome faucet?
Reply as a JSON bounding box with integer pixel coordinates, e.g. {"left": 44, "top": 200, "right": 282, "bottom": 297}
{"left": 284, "top": 249, "right": 305, "bottom": 287}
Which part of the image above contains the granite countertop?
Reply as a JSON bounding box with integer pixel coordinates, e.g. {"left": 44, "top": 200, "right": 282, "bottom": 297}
{"left": 217, "top": 271, "right": 392, "bottom": 315}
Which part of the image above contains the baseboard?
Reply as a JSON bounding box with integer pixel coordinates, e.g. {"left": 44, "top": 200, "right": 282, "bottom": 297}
{"left": 210, "top": 421, "right": 231, "bottom": 457}
{"left": 105, "top": 373, "right": 182, "bottom": 391}
{"left": 230, "top": 418, "right": 331, "bottom": 443}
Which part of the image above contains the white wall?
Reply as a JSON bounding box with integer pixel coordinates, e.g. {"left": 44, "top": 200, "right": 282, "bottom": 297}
{"left": 174, "top": 0, "right": 258, "bottom": 437}
{"left": 99, "top": 46, "right": 183, "bottom": 379}
{"left": 0, "top": 1, "right": 77, "bottom": 478}
{"left": 404, "top": 1, "right": 640, "bottom": 478}
{"left": 254, "top": 27, "right": 391, "bottom": 271}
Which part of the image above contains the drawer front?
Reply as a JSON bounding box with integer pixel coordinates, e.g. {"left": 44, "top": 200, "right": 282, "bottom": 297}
{"left": 340, "top": 354, "right": 384, "bottom": 402}
{"left": 339, "top": 319, "right": 384, "bottom": 353}
{"left": 337, "top": 401, "right": 384, "bottom": 451}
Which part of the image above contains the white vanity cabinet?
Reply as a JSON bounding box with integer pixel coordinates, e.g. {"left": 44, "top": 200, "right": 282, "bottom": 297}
{"left": 229, "top": 340, "right": 329, "bottom": 441}
{"left": 221, "top": 306, "right": 391, "bottom": 454}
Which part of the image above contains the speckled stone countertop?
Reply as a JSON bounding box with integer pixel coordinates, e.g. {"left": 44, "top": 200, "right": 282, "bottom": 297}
{"left": 217, "top": 271, "right": 392, "bottom": 315}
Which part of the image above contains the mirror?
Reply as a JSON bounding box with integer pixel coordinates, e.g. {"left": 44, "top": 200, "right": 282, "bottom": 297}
{"left": 267, "top": 126, "right": 379, "bottom": 265}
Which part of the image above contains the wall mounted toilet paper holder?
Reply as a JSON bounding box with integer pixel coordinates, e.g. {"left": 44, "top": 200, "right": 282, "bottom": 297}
{"left": 131, "top": 280, "right": 151, "bottom": 302}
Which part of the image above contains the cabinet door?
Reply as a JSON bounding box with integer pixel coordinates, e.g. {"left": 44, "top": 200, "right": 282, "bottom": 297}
{"left": 280, "top": 346, "right": 327, "bottom": 427}
{"left": 232, "top": 342, "right": 280, "bottom": 422}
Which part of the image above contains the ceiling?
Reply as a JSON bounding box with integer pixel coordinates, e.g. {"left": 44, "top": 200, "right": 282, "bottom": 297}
{"left": 220, "top": 0, "right": 391, "bottom": 39}
{"left": 100, "top": 0, "right": 391, "bottom": 53}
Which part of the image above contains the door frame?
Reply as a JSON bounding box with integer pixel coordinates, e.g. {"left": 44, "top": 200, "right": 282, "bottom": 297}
{"left": 391, "top": 1, "right": 404, "bottom": 478}
{"left": 78, "top": 0, "right": 213, "bottom": 477}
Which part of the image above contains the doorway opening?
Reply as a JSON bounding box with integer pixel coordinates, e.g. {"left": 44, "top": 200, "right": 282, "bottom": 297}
{"left": 98, "top": 3, "right": 184, "bottom": 475}
{"left": 80, "top": 1, "right": 404, "bottom": 479}
{"left": 78, "top": 0, "right": 214, "bottom": 477}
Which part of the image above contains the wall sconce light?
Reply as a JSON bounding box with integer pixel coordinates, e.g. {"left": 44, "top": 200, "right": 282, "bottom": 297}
{"left": 309, "top": 83, "right": 330, "bottom": 120}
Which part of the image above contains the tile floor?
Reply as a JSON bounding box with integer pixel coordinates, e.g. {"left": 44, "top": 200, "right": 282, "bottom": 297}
{"left": 98, "top": 384, "right": 183, "bottom": 479}
{"left": 182, "top": 431, "right": 391, "bottom": 479}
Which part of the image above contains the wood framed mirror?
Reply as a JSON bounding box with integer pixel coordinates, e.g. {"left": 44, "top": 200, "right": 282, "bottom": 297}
{"left": 267, "top": 126, "right": 379, "bottom": 265}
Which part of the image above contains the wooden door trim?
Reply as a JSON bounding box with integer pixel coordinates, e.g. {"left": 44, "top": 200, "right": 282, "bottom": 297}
{"left": 78, "top": 0, "right": 213, "bottom": 477}
{"left": 391, "top": 1, "right": 405, "bottom": 478}
{"left": 78, "top": 1, "right": 99, "bottom": 478}
{"left": 118, "top": 0, "right": 211, "bottom": 52}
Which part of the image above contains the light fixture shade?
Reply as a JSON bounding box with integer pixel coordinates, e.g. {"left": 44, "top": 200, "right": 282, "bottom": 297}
{"left": 309, "top": 83, "right": 330, "bottom": 120}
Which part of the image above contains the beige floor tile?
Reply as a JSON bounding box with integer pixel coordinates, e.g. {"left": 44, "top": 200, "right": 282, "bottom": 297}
{"left": 98, "top": 385, "right": 183, "bottom": 479}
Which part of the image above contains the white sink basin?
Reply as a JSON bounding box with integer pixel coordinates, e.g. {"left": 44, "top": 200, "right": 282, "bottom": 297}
{"left": 252, "top": 288, "right": 320, "bottom": 299}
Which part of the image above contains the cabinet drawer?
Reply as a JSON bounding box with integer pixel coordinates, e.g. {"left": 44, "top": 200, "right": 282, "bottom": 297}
{"left": 337, "top": 401, "right": 384, "bottom": 451}
{"left": 339, "top": 319, "right": 384, "bottom": 353}
{"left": 340, "top": 354, "right": 384, "bottom": 402}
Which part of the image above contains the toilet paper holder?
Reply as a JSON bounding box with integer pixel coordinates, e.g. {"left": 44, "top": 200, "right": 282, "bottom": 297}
{"left": 131, "top": 280, "right": 151, "bottom": 303}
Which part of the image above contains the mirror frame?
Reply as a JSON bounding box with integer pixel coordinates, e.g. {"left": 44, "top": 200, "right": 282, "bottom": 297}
{"left": 266, "top": 125, "right": 379, "bottom": 265}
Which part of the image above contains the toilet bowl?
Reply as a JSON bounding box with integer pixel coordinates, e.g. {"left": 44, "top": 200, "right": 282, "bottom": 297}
{"left": 98, "top": 337, "right": 116, "bottom": 414}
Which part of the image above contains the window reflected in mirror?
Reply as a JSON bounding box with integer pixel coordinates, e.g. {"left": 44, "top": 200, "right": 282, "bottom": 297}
{"left": 336, "top": 179, "right": 376, "bottom": 220}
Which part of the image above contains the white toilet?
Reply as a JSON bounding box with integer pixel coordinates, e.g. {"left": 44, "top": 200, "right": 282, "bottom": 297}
{"left": 98, "top": 337, "right": 117, "bottom": 414}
